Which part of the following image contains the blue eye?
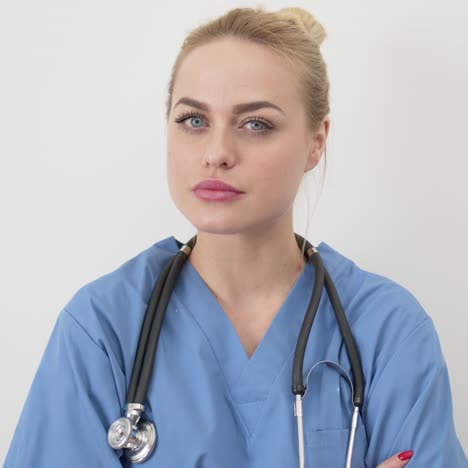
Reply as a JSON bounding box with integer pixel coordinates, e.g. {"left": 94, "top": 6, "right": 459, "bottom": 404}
{"left": 174, "top": 111, "right": 273, "bottom": 137}
{"left": 186, "top": 115, "right": 204, "bottom": 129}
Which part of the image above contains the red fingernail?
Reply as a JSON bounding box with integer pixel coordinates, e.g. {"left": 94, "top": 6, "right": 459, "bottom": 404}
{"left": 398, "top": 450, "right": 414, "bottom": 461}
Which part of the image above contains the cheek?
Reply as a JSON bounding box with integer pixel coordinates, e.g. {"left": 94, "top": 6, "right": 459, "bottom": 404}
{"left": 255, "top": 152, "right": 301, "bottom": 193}
{"left": 166, "top": 152, "right": 188, "bottom": 201}
{"left": 166, "top": 133, "right": 183, "bottom": 176}
{"left": 252, "top": 152, "right": 304, "bottom": 212}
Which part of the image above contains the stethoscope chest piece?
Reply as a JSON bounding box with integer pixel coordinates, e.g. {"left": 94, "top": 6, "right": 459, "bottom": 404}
{"left": 107, "top": 403, "right": 157, "bottom": 463}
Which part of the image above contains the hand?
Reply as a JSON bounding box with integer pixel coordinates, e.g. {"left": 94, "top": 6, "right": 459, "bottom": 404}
{"left": 376, "top": 450, "right": 414, "bottom": 467}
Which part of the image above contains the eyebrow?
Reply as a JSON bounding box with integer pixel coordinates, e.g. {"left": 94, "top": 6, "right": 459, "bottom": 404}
{"left": 173, "top": 96, "right": 286, "bottom": 117}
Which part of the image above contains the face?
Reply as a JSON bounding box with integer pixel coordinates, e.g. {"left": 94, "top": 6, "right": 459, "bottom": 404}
{"left": 166, "top": 38, "right": 329, "bottom": 236}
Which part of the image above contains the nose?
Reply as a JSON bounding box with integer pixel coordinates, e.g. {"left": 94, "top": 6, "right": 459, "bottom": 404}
{"left": 201, "top": 125, "right": 237, "bottom": 168}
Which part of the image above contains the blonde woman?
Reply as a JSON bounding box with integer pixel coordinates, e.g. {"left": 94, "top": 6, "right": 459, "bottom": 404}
{"left": 5, "top": 6, "right": 467, "bottom": 468}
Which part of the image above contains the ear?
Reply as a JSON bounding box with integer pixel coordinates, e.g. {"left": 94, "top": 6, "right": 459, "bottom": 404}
{"left": 305, "top": 117, "right": 330, "bottom": 173}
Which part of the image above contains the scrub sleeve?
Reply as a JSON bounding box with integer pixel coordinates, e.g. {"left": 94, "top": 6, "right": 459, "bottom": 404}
{"left": 363, "top": 317, "right": 467, "bottom": 467}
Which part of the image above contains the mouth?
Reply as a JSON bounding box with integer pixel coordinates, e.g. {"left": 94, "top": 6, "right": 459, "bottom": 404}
{"left": 192, "top": 179, "right": 243, "bottom": 193}
{"left": 192, "top": 188, "right": 245, "bottom": 202}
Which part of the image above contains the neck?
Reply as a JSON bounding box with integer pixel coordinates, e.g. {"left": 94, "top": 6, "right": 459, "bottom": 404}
{"left": 187, "top": 222, "right": 306, "bottom": 307}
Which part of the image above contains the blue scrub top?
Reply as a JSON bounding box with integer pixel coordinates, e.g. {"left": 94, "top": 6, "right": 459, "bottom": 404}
{"left": 4, "top": 235, "right": 467, "bottom": 467}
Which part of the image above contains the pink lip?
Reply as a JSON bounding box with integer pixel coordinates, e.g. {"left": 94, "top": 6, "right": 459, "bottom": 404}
{"left": 192, "top": 178, "right": 245, "bottom": 202}
{"left": 192, "top": 179, "right": 243, "bottom": 193}
{"left": 193, "top": 189, "right": 244, "bottom": 201}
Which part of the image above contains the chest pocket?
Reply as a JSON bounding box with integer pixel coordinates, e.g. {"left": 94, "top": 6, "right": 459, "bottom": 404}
{"left": 302, "top": 360, "right": 368, "bottom": 468}
{"left": 306, "top": 423, "right": 368, "bottom": 467}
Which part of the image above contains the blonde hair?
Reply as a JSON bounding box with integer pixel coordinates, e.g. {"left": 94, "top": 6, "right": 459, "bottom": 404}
{"left": 165, "top": 5, "right": 330, "bottom": 257}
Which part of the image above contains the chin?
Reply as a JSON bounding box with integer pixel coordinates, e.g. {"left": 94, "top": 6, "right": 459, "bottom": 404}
{"left": 189, "top": 219, "right": 245, "bottom": 236}
{"left": 176, "top": 198, "right": 246, "bottom": 234}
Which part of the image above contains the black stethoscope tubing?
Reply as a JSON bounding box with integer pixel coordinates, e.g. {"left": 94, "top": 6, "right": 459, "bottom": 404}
{"left": 127, "top": 233, "right": 364, "bottom": 409}
{"left": 127, "top": 236, "right": 193, "bottom": 404}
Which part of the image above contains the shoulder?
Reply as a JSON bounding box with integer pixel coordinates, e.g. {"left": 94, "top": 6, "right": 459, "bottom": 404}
{"left": 64, "top": 235, "right": 178, "bottom": 317}
{"left": 318, "top": 242, "right": 449, "bottom": 423}
{"left": 317, "top": 241, "right": 434, "bottom": 357}
{"left": 58, "top": 235, "right": 180, "bottom": 368}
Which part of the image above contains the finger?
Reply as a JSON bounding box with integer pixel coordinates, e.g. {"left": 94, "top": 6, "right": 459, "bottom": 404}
{"left": 376, "top": 450, "right": 414, "bottom": 468}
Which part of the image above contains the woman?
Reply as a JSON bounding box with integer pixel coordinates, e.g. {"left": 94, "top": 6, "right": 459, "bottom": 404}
{"left": 4, "top": 6, "right": 467, "bottom": 468}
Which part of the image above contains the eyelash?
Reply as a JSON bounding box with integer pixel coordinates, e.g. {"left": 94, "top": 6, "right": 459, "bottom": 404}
{"left": 174, "top": 111, "right": 274, "bottom": 138}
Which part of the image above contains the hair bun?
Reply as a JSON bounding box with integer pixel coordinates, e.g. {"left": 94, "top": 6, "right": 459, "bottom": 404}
{"left": 276, "top": 7, "right": 327, "bottom": 46}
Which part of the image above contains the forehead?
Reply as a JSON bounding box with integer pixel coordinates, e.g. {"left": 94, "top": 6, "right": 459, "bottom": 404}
{"left": 172, "top": 38, "right": 301, "bottom": 113}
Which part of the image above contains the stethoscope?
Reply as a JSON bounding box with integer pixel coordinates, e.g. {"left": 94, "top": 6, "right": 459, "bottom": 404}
{"left": 107, "top": 233, "right": 365, "bottom": 467}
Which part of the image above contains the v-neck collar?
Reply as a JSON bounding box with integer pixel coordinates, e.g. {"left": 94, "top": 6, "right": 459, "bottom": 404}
{"left": 163, "top": 235, "right": 343, "bottom": 406}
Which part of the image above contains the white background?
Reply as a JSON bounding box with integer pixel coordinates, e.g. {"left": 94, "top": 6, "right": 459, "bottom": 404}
{"left": 1, "top": 0, "right": 467, "bottom": 463}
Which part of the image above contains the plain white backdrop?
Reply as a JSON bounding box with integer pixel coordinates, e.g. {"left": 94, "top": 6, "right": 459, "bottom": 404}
{"left": 1, "top": 0, "right": 467, "bottom": 463}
